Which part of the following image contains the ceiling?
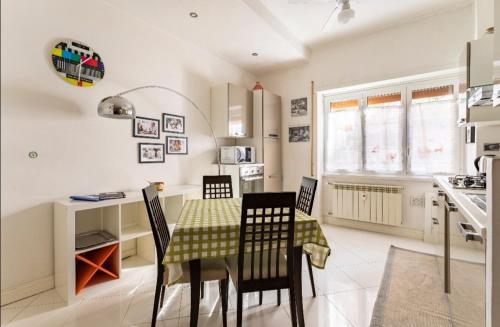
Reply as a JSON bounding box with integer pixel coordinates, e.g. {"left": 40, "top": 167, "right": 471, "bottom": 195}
{"left": 104, "top": 0, "right": 472, "bottom": 75}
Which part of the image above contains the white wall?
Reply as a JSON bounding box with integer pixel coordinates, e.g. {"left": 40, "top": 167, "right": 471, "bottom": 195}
{"left": 0, "top": 0, "right": 255, "bottom": 304}
{"left": 257, "top": 5, "right": 475, "bottom": 230}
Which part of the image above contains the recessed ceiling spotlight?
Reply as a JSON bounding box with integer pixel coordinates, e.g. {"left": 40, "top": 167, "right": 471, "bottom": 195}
{"left": 251, "top": 52, "right": 259, "bottom": 56}
{"left": 189, "top": 12, "right": 198, "bottom": 18}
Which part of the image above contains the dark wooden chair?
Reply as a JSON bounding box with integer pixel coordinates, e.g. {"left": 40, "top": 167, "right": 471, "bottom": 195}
{"left": 297, "top": 177, "right": 318, "bottom": 297}
{"left": 273, "top": 176, "right": 318, "bottom": 305}
{"left": 142, "top": 184, "right": 229, "bottom": 327}
{"left": 226, "top": 192, "right": 298, "bottom": 327}
{"left": 203, "top": 175, "right": 233, "bottom": 199}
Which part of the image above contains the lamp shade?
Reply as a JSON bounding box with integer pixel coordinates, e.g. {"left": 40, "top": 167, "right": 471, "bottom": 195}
{"left": 337, "top": 5, "right": 355, "bottom": 24}
{"left": 97, "top": 96, "right": 136, "bottom": 119}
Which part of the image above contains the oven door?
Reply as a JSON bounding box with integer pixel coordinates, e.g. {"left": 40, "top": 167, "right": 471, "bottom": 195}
{"left": 239, "top": 175, "right": 264, "bottom": 196}
{"left": 439, "top": 192, "right": 486, "bottom": 326}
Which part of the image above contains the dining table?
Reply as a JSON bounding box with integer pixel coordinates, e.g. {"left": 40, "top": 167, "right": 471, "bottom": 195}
{"left": 163, "top": 198, "right": 331, "bottom": 327}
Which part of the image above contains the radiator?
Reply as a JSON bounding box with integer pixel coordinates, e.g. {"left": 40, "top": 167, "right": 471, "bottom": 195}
{"left": 328, "top": 182, "right": 404, "bottom": 226}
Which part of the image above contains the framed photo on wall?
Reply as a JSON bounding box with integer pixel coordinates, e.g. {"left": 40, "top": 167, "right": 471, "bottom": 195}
{"left": 133, "top": 116, "right": 160, "bottom": 139}
{"left": 138, "top": 143, "right": 165, "bottom": 163}
{"left": 166, "top": 136, "right": 188, "bottom": 155}
{"left": 289, "top": 125, "right": 310, "bottom": 142}
{"left": 162, "top": 113, "right": 185, "bottom": 134}
{"left": 291, "top": 97, "right": 307, "bottom": 117}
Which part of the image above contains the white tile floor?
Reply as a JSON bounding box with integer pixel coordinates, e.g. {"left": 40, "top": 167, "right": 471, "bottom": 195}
{"left": 0, "top": 225, "right": 477, "bottom": 327}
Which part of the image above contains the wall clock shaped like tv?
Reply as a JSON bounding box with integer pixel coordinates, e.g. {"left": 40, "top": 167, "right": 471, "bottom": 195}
{"left": 51, "top": 40, "right": 105, "bottom": 87}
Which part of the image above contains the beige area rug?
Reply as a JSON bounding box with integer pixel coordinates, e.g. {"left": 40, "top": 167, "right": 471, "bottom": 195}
{"left": 370, "top": 246, "right": 485, "bottom": 327}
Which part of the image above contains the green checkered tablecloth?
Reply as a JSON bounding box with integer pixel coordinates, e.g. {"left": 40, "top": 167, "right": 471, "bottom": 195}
{"left": 163, "top": 198, "right": 331, "bottom": 284}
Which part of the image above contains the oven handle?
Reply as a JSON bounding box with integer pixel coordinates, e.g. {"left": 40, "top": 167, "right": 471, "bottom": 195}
{"left": 241, "top": 175, "right": 264, "bottom": 182}
{"left": 457, "top": 222, "right": 483, "bottom": 243}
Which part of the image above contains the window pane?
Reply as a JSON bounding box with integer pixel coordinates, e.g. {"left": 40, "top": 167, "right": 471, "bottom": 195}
{"left": 364, "top": 94, "right": 404, "bottom": 173}
{"left": 326, "top": 102, "right": 362, "bottom": 172}
{"left": 408, "top": 88, "right": 459, "bottom": 175}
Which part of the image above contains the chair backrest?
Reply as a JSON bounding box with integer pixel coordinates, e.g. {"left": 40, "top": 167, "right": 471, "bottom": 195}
{"left": 296, "top": 177, "right": 318, "bottom": 216}
{"left": 203, "top": 175, "right": 233, "bottom": 199}
{"left": 238, "top": 192, "right": 296, "bottom": 284}
{"left": 142, "top": 184, "right": 170, "bottom": 265}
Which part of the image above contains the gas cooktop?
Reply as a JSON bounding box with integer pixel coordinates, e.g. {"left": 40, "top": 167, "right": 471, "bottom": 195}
{"left": 448, "top": 175, "right": 486, "bottom": 190}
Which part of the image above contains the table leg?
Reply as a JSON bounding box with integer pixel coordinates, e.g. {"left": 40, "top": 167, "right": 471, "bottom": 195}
{"left": 293, "top": 246, "right": 305, "bottom": 327}
{"left": 189, "top": 259, "right": 201, "bottom": 327}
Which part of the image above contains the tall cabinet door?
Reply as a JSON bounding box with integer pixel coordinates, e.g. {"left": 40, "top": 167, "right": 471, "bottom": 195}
{"left": 228, "top": 84, "right": 253, "bottom": 138}
{"left": 263, "top": 90, "right": 281, "bottom": 138}
{"left": 263, "top": 91, "right": 282, "bottom": 192}
{"left": 264, "top": 137, "right": 282, "bottom": 192}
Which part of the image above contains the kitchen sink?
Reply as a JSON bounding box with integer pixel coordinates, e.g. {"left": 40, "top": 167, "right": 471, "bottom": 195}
{"left": 464, "top": 193, "right": 487, "bottom": 212}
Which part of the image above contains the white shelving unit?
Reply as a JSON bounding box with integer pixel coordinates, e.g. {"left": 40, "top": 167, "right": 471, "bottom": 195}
{"left": 54, "top": 185, "right": 200, "bottom": 305}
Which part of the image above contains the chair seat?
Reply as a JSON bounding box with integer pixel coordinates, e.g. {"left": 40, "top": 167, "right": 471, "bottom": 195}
{"left": 225, "top": 251, "right": 288, "bottom": 287}
{"left": 163, "top": 258, "right": 227, "bottom": 284}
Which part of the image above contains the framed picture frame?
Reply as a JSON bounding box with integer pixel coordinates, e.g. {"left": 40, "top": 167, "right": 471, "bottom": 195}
{"left": 162, "top": 113, "right": 185, "bottom": 134}
{"left": 133, "top": 116, "right": 160, "bottom": 139}
{"left": 138, "top": 143, "right": 165, "bottom": 163}
{"left": 288, "top": 125, "right": 310, "bottom": 142}
{"left": 291, "top": 97, "right": 307, "bottom": 117}
{"left": 166, "top": 136, "right": 188, "bottom": 155}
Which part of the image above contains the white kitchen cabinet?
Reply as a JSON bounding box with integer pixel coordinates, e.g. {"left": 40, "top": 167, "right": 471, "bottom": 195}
{"left": 211, "top": 83, "right": 253, "bottom": 138}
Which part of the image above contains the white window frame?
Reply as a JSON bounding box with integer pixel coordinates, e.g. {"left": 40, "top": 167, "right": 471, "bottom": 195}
{"left": 405, "top": 77, "right": 463, "bottom": 176}
{"left": 362, "top": 85, "right": 407, "bottom": 176}
{"left": 323, "top": 74, "right": 463, "bottom": 178}
{"left": 323, "top": 91, "right": 364, "bottom": 174}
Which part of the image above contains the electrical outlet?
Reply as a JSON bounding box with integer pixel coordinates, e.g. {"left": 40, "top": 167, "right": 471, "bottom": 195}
{"left": 410, "top": 195, "right": 425, "bottom": 208}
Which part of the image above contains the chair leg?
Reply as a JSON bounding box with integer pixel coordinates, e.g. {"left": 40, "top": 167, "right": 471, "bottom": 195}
{"left": 288, "top": 286, "right": 297, "bottom": 327}
{"left": 189, "top": 260, "right": 201, "bottom": 327}
{"left": 259, "top": 291, "right": 263, "bottom": 305}
{"left": 151, "top": 274, "right": 163, "bottom": 327}
{"left": 306, "top": 254, "right": 317, "bottom": 298}
{"left": 159, "top": 285, "right": 166, "bottom": 308}
{"left": 219, "top": 279, "right": 228, "bottom": 327}
{"left": 201, "top": 281, "right": 205, "bottom": 299}
{"left": 277, "top": 289, "right": 281, "bottom": 306}
{"left": 237, "top": 290, "right": 243, "bottom": 327}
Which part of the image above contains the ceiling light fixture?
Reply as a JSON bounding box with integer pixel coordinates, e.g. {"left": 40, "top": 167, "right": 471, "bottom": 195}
{"left": 337, "top": 1, "right": 355, "bottom": 24}
{"left": 189, "top": 12, "right": 198, "bottom": 18}
{"left": 251, "top": 52, "right": 259, "bottom": 56}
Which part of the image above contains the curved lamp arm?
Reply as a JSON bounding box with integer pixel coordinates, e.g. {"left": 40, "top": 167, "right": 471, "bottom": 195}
{"left": 112, "top": 85, "right": 220, "bottom": 174}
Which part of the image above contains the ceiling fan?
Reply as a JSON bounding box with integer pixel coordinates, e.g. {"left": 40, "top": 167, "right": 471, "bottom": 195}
{"left": 289, "top": 0, "right": 356, "bottom": 30}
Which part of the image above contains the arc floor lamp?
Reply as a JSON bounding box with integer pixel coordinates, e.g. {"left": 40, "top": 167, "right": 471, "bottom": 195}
{"left": 97, "top": 85, "right": 221, "bottom": 173}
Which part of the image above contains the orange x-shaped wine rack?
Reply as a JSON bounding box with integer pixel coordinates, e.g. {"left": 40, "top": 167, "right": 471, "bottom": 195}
{"left": 75, "top": 243, "right": 119, "bottom": 294}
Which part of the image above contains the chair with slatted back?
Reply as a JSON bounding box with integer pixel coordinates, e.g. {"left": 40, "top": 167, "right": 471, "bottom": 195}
{"left": 142, "top": 184, "right": 229, "bottom": 327}
{"left": 225, "top": 192, "right": 298, "bottom": 327}
{"left": 203, "top": 175, "right": 233, "bottom": 199}
{"left": 297, "top": 177, "right": 318, "bottom": 297}
{"left": 270, "top": 177, "right": 318, "bottom": 305}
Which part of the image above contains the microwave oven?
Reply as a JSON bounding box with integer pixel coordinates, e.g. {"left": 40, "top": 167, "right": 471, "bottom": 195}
{"left": 220, "top": 146, "right": 256, "bottom": 164}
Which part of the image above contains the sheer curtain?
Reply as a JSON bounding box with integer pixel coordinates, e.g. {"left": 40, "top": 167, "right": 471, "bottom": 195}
{"left": 408, "top": 92, "right": 459, "bottom": 175}
{"left": 326, "top": 105, "right": 362, "bottom": 172}
{"left": 364, "top": 95, "right": 404, "bottom": 173}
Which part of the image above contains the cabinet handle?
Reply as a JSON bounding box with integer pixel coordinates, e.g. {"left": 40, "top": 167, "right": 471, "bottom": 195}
{"left": 268, "top": 134, "right": 279, "bottom": 138}
{"left": 445, "top": 201, "right": 458, "bottom": 212}
{"left": 234, "top": 132, "right": 247, "bottom": 137}
{"left": 438, "top": 190, "right": 445, "bottom": 197}
{"left": 457, "top": 222, "right": 483, "bottom": 243}
{"left": 432, "top": 218, "right": 439, "bottom": 225}
{"left": 432, "top": 200, "right": 439, "bottom": 207}
{"left": 433, "top": 183, "right": 439, "bottom": 188}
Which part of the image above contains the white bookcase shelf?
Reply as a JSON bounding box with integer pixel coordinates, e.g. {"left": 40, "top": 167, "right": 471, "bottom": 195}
{"left": 54, "top": 185, "right": 200, "bottom": 305}
{"left": 121, "top": 225, "right": 152, "bottom": 242}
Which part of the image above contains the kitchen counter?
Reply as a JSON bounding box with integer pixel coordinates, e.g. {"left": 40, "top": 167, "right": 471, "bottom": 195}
{"left": 434, "top": 175, "right": 487, "bottom": 238}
